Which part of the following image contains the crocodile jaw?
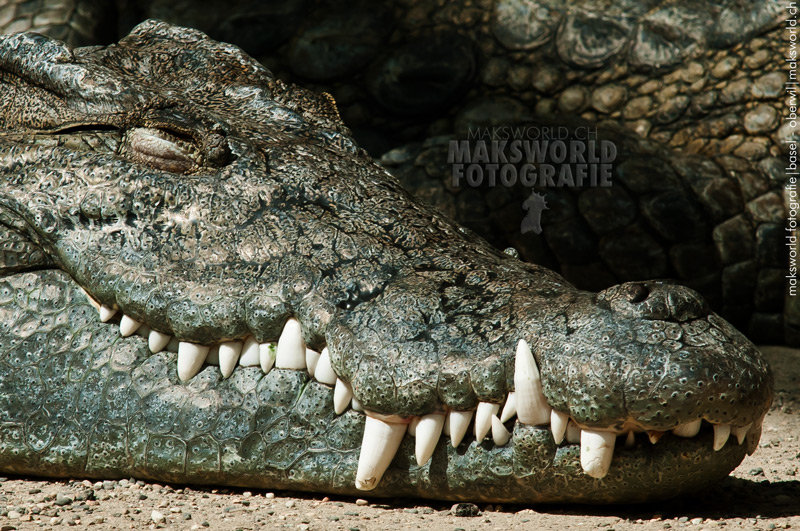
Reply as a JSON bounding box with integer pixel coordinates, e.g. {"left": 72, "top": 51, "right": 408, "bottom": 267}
{"left": 0, "top": 21, "right": 774, "bottom": 502}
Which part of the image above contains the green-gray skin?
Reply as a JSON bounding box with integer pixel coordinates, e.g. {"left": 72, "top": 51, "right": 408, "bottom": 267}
{"left": 0, "top": 22, "right": 772, "bottom": 503}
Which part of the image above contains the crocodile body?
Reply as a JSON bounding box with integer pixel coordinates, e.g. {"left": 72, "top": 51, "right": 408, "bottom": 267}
{"left": 0, "top": 21, "right": 773, "bottom": 503}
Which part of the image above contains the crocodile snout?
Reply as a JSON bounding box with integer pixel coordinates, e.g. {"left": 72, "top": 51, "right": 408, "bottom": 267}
{"left": 598, "top": 281, "right": 710, "bottom": 322}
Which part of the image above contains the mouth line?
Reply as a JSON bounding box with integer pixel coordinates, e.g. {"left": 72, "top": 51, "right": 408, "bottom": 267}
{"left": 77, "top": 287, "right": 761, "bottom": 490}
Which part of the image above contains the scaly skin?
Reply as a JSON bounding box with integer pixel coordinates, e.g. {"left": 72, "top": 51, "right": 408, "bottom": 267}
{"left": 1, "top": 1, "right": 792, "bottom": 343}
{"left": 0, "top": 22, "right": 773, "bottom": 503}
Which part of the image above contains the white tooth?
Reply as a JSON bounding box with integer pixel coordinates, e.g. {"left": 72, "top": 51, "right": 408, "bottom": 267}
{"left": 514, "top": 339, "right": 551, "bottom": 425}
{"left": 566, "top": 421, "right": 581, "bottom": 444}
{"left": 334, "top": 379, "right": 353, "bottom": 415}
{"left": 218, "top": 341, "right": 242, "bottom": 378}
{"left": 408, "top": 417, "right": 420, "bottom": 437}
{"left": 492, "top": 416, "right": 511, "bottom": 446}
{"left": 415, "top": 413, "right": 445, "bottom": 465}
{"left": 448, "top": 410, "right": 473, "bottom": 448}
{"left": 260, "top": 343, "right": 276, "bottom": 373}
{"left": 177, "top": 342, "right": 210, "bottom": 381}
{"left": 713, "top": 423, "right": 731, "bottom": 451}
{"left": 625, "top": 431, "right": 636, "bottom": 448}
{"left": 314, "top": 347, "right": 337, "bottom": 385}
{"left": 580, "top": 429, "right": 616, "bottom": 479}
{"left": 351, "top": 396, "right": 363, "bottom": 412}
{"left": 551, "top": 409, "right": 569, "bottom": 444}
{"left": 119, "top": 314, "right": 142, "bottom": 337}
{"left": 673, "top": 419, "right": 702, "bottom": 438}
{"left": 355, "top": 416, "right": 407, "bottom": 491}
{"left": 238, "top": 336, "right": 260, "bottom": 366}
{"left": 205, "top": 345, "right": 220, "bottom": 365}
{"left": 732, "top": 423, "right": 752, "bottom": 445}
{"left": 648, "top": 431, "right": 664, "bottom": 444}
{"left": 305, "top": 348, "right": 321, "bottom": 376}
{"left": 475, "top": 402, "right": 500, "bottom": 441}
{"left": 135, "top": 324, "right": 151, "bottom": 338}
{"left": 746, "top": 420, "right": 763, "bottom": 455}
{"left": 500, "top": 392, "right": 517, "bottom": 423}
{"left": 148, "top": 330, "right": 172, "bottom": 353}
{"left": 166, "top": 336, "right": 180, "bottom": 353}
{"left": 276, "top": 318, "right": 306, "bottom": 369}
{"left": 99, "top": 305, "right": 116, "bottom": 322}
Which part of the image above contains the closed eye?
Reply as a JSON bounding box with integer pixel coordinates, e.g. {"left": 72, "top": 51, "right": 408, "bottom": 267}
{"left": 118, "top": 127, "right": 203, "bottom": 174}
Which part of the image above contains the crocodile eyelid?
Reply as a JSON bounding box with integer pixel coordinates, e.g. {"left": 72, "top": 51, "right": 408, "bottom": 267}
{"left": 119, "top": 127, "right": 203, "bottom": 174}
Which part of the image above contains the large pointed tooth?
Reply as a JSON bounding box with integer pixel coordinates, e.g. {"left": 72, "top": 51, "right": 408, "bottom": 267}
{"left": 514, "top": 339, "right": 551, "bottom": 425}
{"left": 500, "top": 392, "right": 517, "bottom": 423}
{"left": 566, "top": 421, "right": 581, "bottom": 444}
{"left": 732, "top": 423, "right": 752, "bottom": 445}
{"left": 746, "top": 419, "right": 763, "bottom": 455}
{"left": 238, "top": 336, "right": 260, "bottom": 366}
{"left": 475, "top": 402, "right": 500, "bottom": 440}
{"left": 218, "top": 341, "right": 242, "bottom": 378}
{"left": 276, "top": 318, "right": 306, "bottom": 369}
{"left": 260, "top": 343, "right": 276, "bottom": 373}
{"left": 415, "top": 413, "right": 445, "bottom": 466}
{"left": 355, "top": 416, "right": 407, "bottom": 491}
{"left": 99, "top": 305, "right": 117, "bottom": 322}
{"left": 408, "top": 417, "right": 420, "bottom": 437}
{"left": 448, "top": 410, "right": 473, "bottom": 448}
{"left": 314, "top": 347, "right": 337, "bottom": 385}
{"left": 334, "top": 378, "right": 353, "bottom": 415}
{"left": 580, "top": 429, "right": 616, "bottom": 479}
{"left": 551, "top": 409, "right": 569, "bottom": 444}
{"left": 119, "top": 314, "right": 142, "bottom": 337}
{"left": 492, "top": 416, "right": 511, "bottom": 446}
{"left": 673, "top": 419, "right": 702, "bottom": 438}
{"left": 205, "top": 345, "right": 220, "bottom": 365}
{"left": 713, "top": 423, "right": 731, "bottom": 451}
{"left": 177, "top": 342, "right": 210, "bottom": 381}
{"left": 305, "top": 348, "right": 321, "bottom": 376}
{"left": 148, "top": 330, "right": 172, "bottom": 353}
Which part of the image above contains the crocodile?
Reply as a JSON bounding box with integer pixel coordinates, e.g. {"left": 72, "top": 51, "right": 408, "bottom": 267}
{"left": 0, "top": 21, "right": 774, "bottom": 503}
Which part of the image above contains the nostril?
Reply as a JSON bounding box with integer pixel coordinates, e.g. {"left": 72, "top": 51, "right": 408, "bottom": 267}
{"left": 624, "top": 284, "right": 649, "bottom": 304}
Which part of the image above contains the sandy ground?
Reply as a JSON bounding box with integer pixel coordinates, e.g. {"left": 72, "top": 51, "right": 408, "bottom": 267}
{"left": 0, "top": 347, "right": 797, "bottom": 531}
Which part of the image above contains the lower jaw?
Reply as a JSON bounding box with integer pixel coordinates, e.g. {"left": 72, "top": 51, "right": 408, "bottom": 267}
{"left": 0, "top": 359, "right": 749, "bottom": 504}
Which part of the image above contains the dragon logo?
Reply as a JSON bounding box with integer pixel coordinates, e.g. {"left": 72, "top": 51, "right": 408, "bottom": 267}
{"left": 521, "top": 191, "right": 548, "bottom": 235}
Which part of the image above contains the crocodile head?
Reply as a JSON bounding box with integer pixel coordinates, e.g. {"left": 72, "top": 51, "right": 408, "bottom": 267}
{"left": 0, "top": 21, "right": 772, "bottom": 502}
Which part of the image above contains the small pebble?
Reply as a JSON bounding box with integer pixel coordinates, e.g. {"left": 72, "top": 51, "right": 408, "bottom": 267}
{"left": 54, "top": 493, "right": 73, "bottom": 506}
{"left": 286, "top": 500, "right": 296, "bottom": 508}
{"left": 151, "top": 510, "right": 166, "bottom": 523}
{"left": 355, "top": 499, "right": 369, "bottom": 506}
